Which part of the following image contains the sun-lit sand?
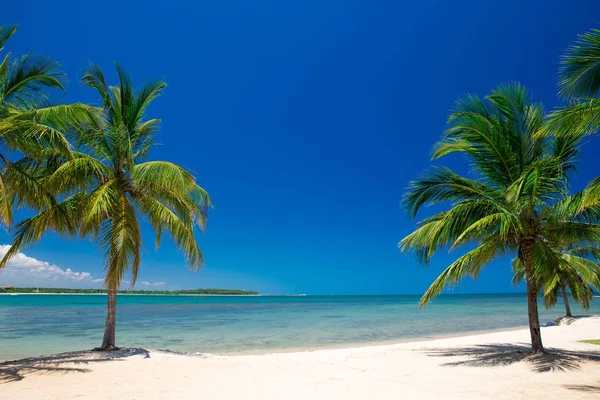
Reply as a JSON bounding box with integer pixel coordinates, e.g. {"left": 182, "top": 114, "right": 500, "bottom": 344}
{"left": 2, "top": 317, "right": 600, "bottom": 399}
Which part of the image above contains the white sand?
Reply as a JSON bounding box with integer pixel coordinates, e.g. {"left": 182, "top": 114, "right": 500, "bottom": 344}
{"left": 2, "top": 316, "right": 600, "bottom": 399}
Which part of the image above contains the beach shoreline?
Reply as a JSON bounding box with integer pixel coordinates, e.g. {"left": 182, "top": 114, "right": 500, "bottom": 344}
{"left": 3, "top": 316, "right": 600, "bottom": 399}
{"left": 0, "top": 318, "right": 571, "bottom": 362}
{"left": 0, "top": 323, "right": 536, "bottom": 362}
{"left": 1, "top": 324, "right": 531, "bottom": 362}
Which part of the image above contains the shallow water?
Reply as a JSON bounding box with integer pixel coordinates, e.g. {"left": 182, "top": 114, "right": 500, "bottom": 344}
{"left": 0, "top": 294, "right": 597, "bottom": 360}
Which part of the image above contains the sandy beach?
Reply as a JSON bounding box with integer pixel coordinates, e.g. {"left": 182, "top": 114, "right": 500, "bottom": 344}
{"left": 1, "top": 316, "right": 599, "bottom": 399}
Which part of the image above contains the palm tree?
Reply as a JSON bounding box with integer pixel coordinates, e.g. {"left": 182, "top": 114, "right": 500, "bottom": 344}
{"left": 512, "top": 244, "right": 600, "bottom": 318}
{"left": 0, "top": 25, "right": 93, "bottom": 226}
{"left": 541, "top": 26, "right": 600, "bottom": 316}
{"left": 546, "top": 27, "right": 600, "bottom": 136}
{"left": 399, "top": 83, "right": 600, "bottom": 353}
{"left": 0, "top": 64, "right": 212, "bottom": 350}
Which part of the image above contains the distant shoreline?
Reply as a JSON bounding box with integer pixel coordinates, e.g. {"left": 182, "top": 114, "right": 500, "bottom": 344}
{"left": 0, "top": 288, "right": 259, "bottom": 296}
{"left": 0, "top": 293, "right": 260, "bottom": 296}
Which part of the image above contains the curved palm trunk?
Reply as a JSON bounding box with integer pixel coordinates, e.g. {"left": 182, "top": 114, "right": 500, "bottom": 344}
{"left": 520, "top": 241, "right": 544, "bottom": 354}
{"left": 98, "top": 283, "right": 118, "bottom": 350}
{"left": 561, "top": 285, "right": 572, "bottom": 317}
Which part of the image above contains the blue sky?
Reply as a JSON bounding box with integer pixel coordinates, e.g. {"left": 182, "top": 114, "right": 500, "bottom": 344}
{"left": 1, "top": 0, "right": 599, "bottom": 294}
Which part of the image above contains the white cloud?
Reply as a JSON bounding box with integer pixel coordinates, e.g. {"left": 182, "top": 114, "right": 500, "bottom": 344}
{"left": 0, "top": 245, "right": 165, "bottom": 289}
{"left": 140, "top": 281, "right": 165, "bottom": 287}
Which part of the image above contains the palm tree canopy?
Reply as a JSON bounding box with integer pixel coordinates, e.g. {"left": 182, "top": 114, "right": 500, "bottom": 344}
{"left": 0, "top": 64, "right": 212, "bottom": 287}
{"left": 400, "top": 83, "right": 600, "bottom": 308}
{"left": 0, "top": 25, "right": 96, "bottom": 226}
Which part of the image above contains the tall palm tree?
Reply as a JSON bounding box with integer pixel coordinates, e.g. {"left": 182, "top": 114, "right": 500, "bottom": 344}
{"left": 400, "top": 83, "right": 600, "bottom": 353}
{"left": 0, "top": 64, "right": 212, "bottom": 350}
{"left": 546, "top": 27, "right": 600, "bottom": 136}
{"left": 0, "top": 25, "right": 92, "bottom": 226}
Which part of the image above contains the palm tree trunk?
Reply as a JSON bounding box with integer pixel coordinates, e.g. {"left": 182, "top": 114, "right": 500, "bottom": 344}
{"left": 525, "top": 274, "right": 544, "bottom": 353}
{"left": 561, "top": 285, "right": 572, "bottom": 317}
{"left": 520, "top": 241, "right": 544, "bottom": 354}
{"left": 98, "top": 283, "right": 118, "bottom": 350}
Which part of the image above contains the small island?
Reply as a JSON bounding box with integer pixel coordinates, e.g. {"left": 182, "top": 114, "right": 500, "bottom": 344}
{"left": 0, "top": 287, "right": 259, "bottom": 295}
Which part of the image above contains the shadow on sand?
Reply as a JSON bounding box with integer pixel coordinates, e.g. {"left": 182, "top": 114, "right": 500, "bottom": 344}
{"left": 554, "top": 315, "right": 596, "bottom": 326}
{"left": 563, "top": 383, "right": 600, "bottom": 393}
{"left": 0, "top": 348, "right": 149, "bottom": 383}
{"left": 422, "top": 343, "right": 600, "bottom": 373}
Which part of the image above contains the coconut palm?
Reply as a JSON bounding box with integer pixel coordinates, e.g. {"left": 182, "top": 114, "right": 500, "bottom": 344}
{"left": 0, "top": 64, "right": 212, "bottom": 350}
{"left": 0, "top": 25, "right": 93, "bottom": 226}
{"left": 546, "top": 27, "right": 600, "bottom": 136}
{"left": 400, "top": 83, "right": 600, "bottom": 353}
{"left": 512, "top": 244, "right": 600, "bottom": 317}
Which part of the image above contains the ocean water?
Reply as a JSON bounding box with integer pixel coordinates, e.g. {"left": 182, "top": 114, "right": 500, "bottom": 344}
{"left": 0, "top": 293, "right": 598, "bottom": 361}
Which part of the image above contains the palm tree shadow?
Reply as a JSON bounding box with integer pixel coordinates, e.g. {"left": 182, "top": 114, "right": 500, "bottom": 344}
{"left": 564, "top": 383, "right": 600, "bottom": 393}
{"left": 422, "top": 343, "right": 600, "bottom": 372}
{"left": 0, "top": 347, "right": 149, "bottom": 383}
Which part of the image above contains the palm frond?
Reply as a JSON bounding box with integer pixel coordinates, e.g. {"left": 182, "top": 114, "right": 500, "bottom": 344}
{"left": 545, "top": 98, "right": 600, "bottom": 137}
{"left": 419, "top": 238, "right": 505, "bottom": 308}
{"left": 81, "top": 63, "right": 111, "bottom": 108}
{"left": 547, "top": 177, "right": 600, "bottom": 220}
{"left": 559, "top": 28, "right": 600, "bottom": 99}
{"left": 0, "top": 104, "right": 99, "bottom": 156}
{"left": 133, "top": 193, "right": 203, "bottom": 268}
{"left": 0, "top": 25, "right": 17, "bottom": 52}
{"left": 100, "top": 194, "right": 141, "bottom": 286}
{"left": 0, "top": 171, "right": 12, "bottom": 226}
{"left": 400, "top": 200, "right": 508, "bottom": 264}
{"left": 2, "top": 54, "right": 65, "bottom": 104}
{"left": 402, "top": 167, "right": 503, "bottom": 218}
{"left": 0, "top": 193, "right": 83, "bottom": 270}
{"left": 132, "top": 161, "right": 199, "bottom": 194}
{"left": 128, "top": 82, "right": 165, "bottom": 138}
{"left": 44, "top": 153, "right": 110, "bottom": 195}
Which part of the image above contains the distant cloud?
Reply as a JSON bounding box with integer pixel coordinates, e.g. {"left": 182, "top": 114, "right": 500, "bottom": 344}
{"left": 120, "top": 280, "right": 165, "bottom": 288}
{"left": 0, "top": 245, "right": 165, "bottom": 289}
{"left": 140, "top": 281, "right": 165, "bottom": 287}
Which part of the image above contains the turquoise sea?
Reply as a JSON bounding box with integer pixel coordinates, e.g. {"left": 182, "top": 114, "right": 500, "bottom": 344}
{"left": 1, "top": 293, "right": 598, "bottom": 361}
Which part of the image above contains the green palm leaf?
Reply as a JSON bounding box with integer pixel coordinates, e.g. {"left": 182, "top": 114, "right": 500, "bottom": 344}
{"left": 559, "top": 28, "right": 600, "bottom": 99}
{"left": 546, "top": 27, "right": 600, "bottom": 138}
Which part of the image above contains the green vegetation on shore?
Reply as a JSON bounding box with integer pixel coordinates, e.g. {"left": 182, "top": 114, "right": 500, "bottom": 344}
{"left": 580, "top": 339, "right": 600, "bottom": 345}
{"left": 0, "top": 287, "right": 258, "bottom": 295}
